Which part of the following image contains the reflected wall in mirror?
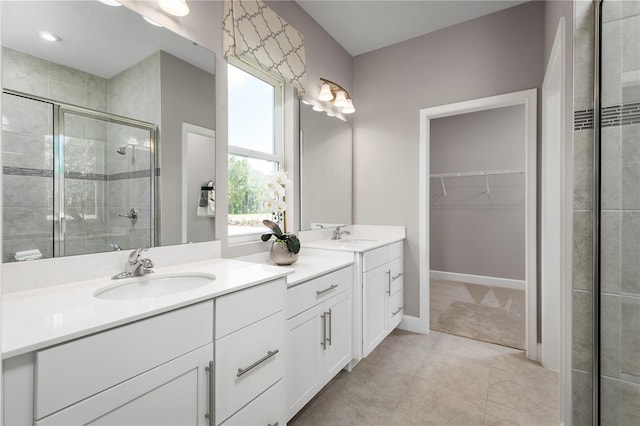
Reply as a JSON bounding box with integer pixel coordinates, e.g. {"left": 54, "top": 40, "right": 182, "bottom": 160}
{"left": 299, "top": 102, "right": 352, "bottom": 231}
{"left": 1, "top": 1, "right": 216, "bottom": 262}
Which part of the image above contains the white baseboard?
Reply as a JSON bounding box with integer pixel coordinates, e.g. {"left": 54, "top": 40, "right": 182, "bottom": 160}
{"left": 399, "top": 315, "right": 425, "bottom": 334}
{"left": 430, "top": 270, "right": 525, "bottom": 290}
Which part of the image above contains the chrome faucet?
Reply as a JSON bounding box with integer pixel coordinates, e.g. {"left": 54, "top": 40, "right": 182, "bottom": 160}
{"left": 331, "top": 225, "right": 351, "bottom": 240}
{"left": 112, "top": 248, "right": 154, "bottom": 280}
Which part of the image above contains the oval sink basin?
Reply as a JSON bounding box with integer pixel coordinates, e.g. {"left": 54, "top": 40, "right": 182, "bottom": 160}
{"left": 94, "top": 273, "right": 216, "bottom": 300}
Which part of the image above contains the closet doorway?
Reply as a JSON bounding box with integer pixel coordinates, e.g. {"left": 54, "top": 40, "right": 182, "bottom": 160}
{"left": 418, "top": 90, "right": 537, "bottom": 359}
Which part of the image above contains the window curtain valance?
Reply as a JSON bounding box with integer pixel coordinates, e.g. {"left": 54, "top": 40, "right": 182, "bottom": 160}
{"left": 223, "top": 0, "right": 307, "bottom": 93}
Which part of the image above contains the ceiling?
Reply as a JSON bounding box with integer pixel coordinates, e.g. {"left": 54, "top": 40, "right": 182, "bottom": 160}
{"left": 295, "top": 0, "right": 528, "bottom": 56}
{"left": 1, "top": 1, "right": 214, "bottom": 79}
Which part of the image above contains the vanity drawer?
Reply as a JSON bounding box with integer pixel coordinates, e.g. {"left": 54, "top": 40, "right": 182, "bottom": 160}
{"left": 215, "top": 311, "right": 285, "bottom": 424}
{"left": 286, "top": 266, "right": 353, "bottom": 319}
{"left": 34, "top": 301, "right": 213, "bottom": 420}
{"left": 215, "top": 278, "right": 286, "bottom": 339}
{"left": 363, "top": 246, "right": 388, "bottom": 272}
{"left": 220, "top": 379, "right": 284, "bottom": 426}
{"left": 389, "top": 257, "right": 403, "bottom": 296}
{"left": 387, "top": 288, "right": 404, "bottom": 331}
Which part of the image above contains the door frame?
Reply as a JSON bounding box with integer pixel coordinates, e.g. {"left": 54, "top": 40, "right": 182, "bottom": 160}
{"left": 418, "top": 89, "right": 538, "bottom": 360}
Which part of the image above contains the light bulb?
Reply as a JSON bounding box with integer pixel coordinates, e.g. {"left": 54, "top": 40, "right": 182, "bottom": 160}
{"left": 342, "top": 98, "right": 355, "bottom": 114}
{"left": 318, "top": 83, "right": 333, "bottom": 101}
{"left": 158, "top": 0, "right": 190, "bottom": 17}
{"left": 39, "top": 31, "right": 60, "bottom": 42}
{"left": 333, "top": 90, "right": 347, "bottom": 108}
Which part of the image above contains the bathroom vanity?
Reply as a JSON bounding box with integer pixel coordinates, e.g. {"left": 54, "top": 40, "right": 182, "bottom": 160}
{"left": 2, "top": 244, "right": 290, "bottom": 426}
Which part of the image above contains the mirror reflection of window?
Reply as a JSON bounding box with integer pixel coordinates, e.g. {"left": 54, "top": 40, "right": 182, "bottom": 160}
{"left": 227, "top": 62, "right": 283, "bottom": 242}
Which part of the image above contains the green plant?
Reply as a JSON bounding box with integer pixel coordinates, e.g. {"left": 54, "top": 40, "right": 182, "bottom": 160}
{"left": 260, "top": 220, "right": 301, "bottom": 254}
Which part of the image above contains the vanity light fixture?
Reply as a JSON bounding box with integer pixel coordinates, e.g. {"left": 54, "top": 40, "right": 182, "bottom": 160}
{"left": 158, "top": 0, "right": 190, "bottom": 17}
{"left": 318, "top": 78, "right": 356, "bottom": 114}
{"left": 38, "top": 31, "right": 60, "bottom": 42}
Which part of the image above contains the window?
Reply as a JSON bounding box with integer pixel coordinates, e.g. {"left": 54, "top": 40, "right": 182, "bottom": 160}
{"left": 227, "top": 62, "right": 283, "bottom": 241}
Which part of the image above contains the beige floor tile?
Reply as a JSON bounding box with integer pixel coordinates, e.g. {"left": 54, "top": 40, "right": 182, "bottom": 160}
{"left": 483, "top": 400, "right": 558, "bottom": 425}
{"left": 387, "top": 376, "right": 486, "bottom": 425}
{"left": 290, "top": 330, "right": 558, "bottom": 426}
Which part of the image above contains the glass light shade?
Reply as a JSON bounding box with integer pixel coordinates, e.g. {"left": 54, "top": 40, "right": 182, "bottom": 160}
{"left": 98, "top": 0, "right": 122, "bottom": 6}
{"left": 333, "top": 90, "right": 347, "bottom": 107}
{"left": 158, "top": 0, "right": 190, "bottom": 16}
{"left": 312, "top": 104, "right": 324, "bottom": 112}
{"left": 318, "top": 83, "right": 333, "bottom": 101}
{"left": 143, "top": 16, "right": 163, "bottom": 27}
{"left": 341, "top": 98, "right": 355, "bottom": 114}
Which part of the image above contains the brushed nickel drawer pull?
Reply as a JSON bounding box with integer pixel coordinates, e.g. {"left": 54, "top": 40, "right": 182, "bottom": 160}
{"left": 326, "top": 309, "right": 333, "bottom": 346}
{"left": 392, "top": 272, "right": 404, "bottom": 280}
{"left": 386, "top": 270, "right": 391, "bottom": 295}
{"left": 392, "top": 306, "right": 404, "bottom": 316}
{"left": 237, "top": 349, "right": 279, "bottom": 377}
{"left": 321, "top": 313, "right": 327, "bottom": 349}
{"left": 205, "top": 361, "right": 214, "bottom": 426}
{"left": 316, "top": 284, "right": 339, "bottom": 297}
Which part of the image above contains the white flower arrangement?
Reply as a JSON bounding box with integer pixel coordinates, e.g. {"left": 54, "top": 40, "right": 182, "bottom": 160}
{"left": 264, "top": 170, "right": 290, "bottom": 214}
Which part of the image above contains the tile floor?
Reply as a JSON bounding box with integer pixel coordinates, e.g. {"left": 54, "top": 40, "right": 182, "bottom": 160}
{"left": 289, "top": 329, "right": 558, "bottom": 425}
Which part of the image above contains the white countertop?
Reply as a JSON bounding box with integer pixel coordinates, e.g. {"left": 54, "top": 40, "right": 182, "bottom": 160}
{"left": 303, "top": 236, "right": 405, "bottom": 252}
{"left": 236, "top": 248, "right": 354, "bottom": 287}
{"left": 1, "top": 258, "right": 291, "bottom": 359}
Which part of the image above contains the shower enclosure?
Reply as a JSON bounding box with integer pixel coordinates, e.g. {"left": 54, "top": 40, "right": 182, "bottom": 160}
{"left": 594, "top": 0, "right": 640, "bottom": 424}
{"left": 2, "top": 90, "right": 156, "bottom": 262}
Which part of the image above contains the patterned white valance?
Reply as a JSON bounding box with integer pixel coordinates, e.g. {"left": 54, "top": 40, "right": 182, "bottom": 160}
{"left": 223, "top": 0, "right": 307, "bottom": 93}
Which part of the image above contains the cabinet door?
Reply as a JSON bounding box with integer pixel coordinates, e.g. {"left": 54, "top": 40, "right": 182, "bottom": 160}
{"left": 322, "top": 291, "right": 352, "bottom": 380}
{"left": 286, "top": 307, "right": 323, "bottom": 420}
{"left": 36, "top": 344, "right": 212, "bottom": 426}
{"left": 363, "top": 264, "right": 388, "bottom": 357}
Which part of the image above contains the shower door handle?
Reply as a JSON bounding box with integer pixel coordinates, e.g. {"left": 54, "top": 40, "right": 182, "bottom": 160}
{"left": 118, "top": 208, "right": 138, "bottom": 225}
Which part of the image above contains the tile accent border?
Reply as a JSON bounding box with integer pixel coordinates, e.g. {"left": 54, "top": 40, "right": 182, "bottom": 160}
{"left": 3, "top": 167, "right": 158, "bottom": 181}
{"left": 574, "top": 102, "right": 640, "bottom": 130}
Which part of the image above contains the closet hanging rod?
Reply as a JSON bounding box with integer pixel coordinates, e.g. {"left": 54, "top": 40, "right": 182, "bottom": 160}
{"left": 429, "top": 168, "right": 525, "bottom": 179}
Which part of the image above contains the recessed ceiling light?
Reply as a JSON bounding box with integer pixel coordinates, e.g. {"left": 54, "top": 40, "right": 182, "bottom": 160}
{"left": 98, "top": 0, "right": 122, "bottom": 6}
{"left": 158, "top": 0, "right": 190, "bottom": 17}
{"left": 143, "top": 16, "right": 163, "bottom": 27}
{"left": 38, "top": 31, "right": 60, "bottom": 42}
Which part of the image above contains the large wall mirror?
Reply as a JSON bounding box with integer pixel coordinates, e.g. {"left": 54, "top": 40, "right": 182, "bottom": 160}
{"left": 299, "top": 102, "right": 352, "bottom": 230}
{"left": 1, "top": 1, "right": 216, "bottom": 262}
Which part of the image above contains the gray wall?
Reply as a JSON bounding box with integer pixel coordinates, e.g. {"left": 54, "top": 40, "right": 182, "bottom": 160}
{"left": 353, "top": 1, "right": 546, "bottom": 317}
{"left": 430, "top": 105, "right": 526, "bottom": 280}
{"left": 160, "top": 51, "right": 216, "bottom": 246}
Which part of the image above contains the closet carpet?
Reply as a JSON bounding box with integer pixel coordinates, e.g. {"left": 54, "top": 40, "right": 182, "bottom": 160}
{"left": 430, "top": 279, "right": 526, "bottom": 349}
{"left": 289, "top": 329, "right": 558, "bottom": 425}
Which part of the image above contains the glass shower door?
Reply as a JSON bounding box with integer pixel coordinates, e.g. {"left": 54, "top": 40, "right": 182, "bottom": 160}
{"left": 1, "top": 93, "right": 54, "bottom": 262}
{"left": 598, "top": 0, "right": 640, "bottom": 424}
{"left": 59, "top": 108, "right": 155, "bottom": 256}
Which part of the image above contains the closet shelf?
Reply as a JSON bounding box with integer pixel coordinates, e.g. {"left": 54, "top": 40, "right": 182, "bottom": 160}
{"left": 429, "top": 168, "right": 525, "bottom": 179}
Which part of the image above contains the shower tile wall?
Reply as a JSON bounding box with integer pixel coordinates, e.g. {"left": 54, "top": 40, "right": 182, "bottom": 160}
{"left": 572, "top": 1, "right": 594, "bottom": 424}
{"left": 107, "top": 52, "right": 160, "bottom": 250}
{"left": 2, "top": 48, "right": 159, "bottom": 260}
{"left": 598, "top": 1, "right": 640, "bottom": 424}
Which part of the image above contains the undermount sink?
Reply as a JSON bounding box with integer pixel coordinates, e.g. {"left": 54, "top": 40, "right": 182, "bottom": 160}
{"left": 94, "top": 273, "right": 216, "bottom": 300}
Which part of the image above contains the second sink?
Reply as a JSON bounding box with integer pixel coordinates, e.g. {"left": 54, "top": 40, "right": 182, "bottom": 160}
{"left": 94, "top": 273, "right": 216, "bottom": 300}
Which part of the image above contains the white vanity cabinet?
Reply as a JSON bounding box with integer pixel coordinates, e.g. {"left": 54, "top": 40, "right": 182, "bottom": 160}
{"left": 33, "top": 301, "right": 214, "bottom": 426}
{"left": 286, "top": 266, "right": 353, "bottom": 421}
{"left": 362, "top": 241, "right": 403, "bottom": 357}
{"left": 215, "top": 278, "right": 286, "bottom": 426}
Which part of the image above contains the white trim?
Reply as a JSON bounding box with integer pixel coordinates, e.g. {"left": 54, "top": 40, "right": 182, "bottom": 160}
{"left": 398, "top": 315, "right": 424, "bottom": 334}
{"left": 430, "top": 271, "right": 526, "bottom": 290}
{"left": 542, "top": 16, "right": 571, "bottom": 426}
{"left": 419, "top": 89, "right": 538, "bottom": 360}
